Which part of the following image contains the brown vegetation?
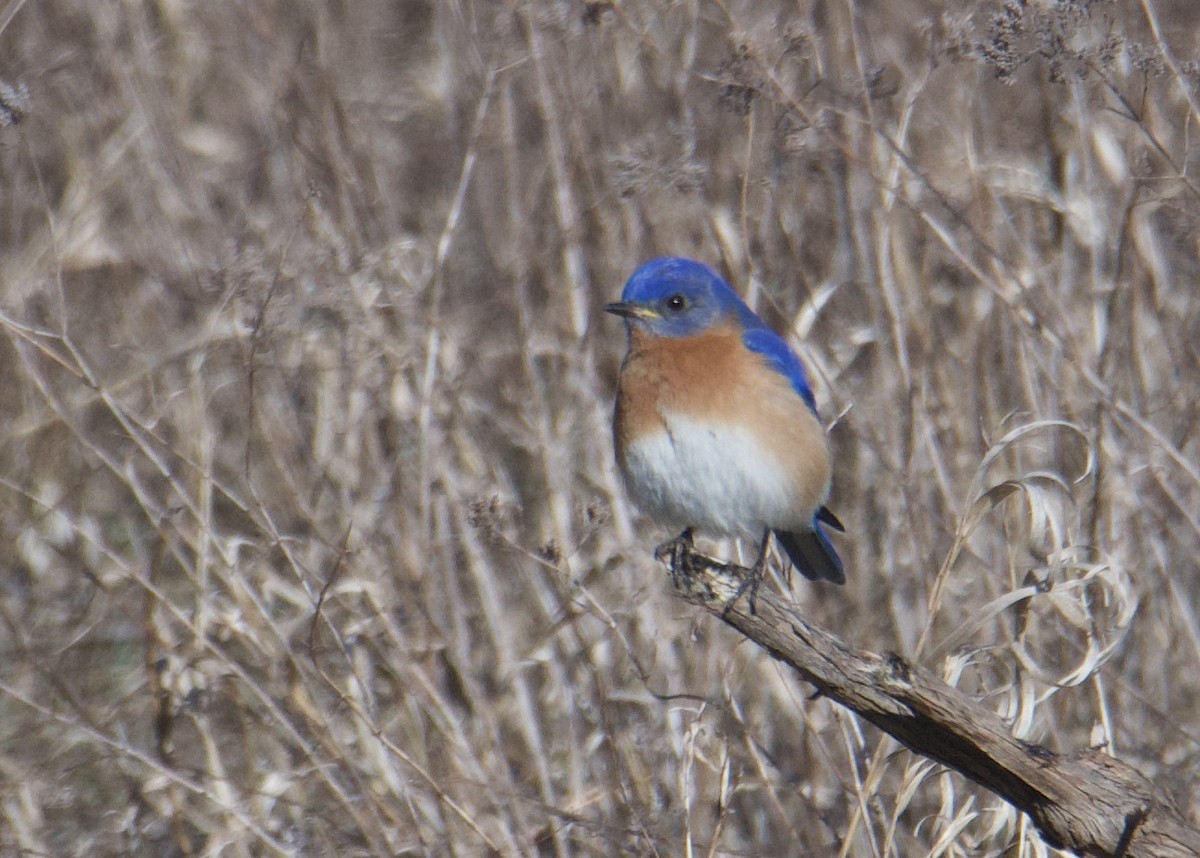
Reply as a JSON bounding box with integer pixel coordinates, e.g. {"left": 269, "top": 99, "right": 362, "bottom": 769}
{"left": 2, "top": 1, "right": 1199, "bottom": 855}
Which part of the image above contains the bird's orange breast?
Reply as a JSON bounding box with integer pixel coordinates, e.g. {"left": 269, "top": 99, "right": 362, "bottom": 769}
{"left": 613, "top": 323, "right": 832, "bottom": 518}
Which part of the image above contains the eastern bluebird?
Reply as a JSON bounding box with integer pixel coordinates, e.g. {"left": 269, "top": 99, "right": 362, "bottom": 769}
{"left": 605, "top": 257, "right": 844, "bottom": 609}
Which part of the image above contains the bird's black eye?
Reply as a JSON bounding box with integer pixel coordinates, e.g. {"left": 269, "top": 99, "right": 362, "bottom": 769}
{"left": 665, "top": 294, "right": 687, "bottom": 312}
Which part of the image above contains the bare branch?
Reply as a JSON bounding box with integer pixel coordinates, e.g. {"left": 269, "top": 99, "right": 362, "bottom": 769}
{"left": 672, "top": 548, "right": 1200, "bottom": 858}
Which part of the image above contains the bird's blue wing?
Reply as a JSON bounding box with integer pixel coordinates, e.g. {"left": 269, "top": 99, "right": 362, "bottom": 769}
{"left": 742, "top": 326, "right": 818, "bottom": 413}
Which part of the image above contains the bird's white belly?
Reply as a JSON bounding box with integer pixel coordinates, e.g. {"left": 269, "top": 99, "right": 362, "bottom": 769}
{"left": 621, "top": 417, "right": 800, "bottom": 538}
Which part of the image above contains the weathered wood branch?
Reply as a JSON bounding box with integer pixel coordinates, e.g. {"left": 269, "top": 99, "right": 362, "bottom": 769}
{"left": 670, "top": 547, "right": 1200, "bottom": 858}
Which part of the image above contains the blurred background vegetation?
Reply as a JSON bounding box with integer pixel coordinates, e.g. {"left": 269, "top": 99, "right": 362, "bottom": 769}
{"left": 2, "top": 0, "right": 1199, "bottom": 854}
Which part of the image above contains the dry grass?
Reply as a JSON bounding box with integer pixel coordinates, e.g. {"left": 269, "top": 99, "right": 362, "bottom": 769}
{"left": 2, "top": 0, "right": 1199, "bottom": 855}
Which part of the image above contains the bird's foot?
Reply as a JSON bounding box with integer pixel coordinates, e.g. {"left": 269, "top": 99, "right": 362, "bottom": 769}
{"left": 722, "top": 531, "right": 771, "bottom": 617}
{"left": 722, "top": 565, "right": 762, "bottom": 617}
{"left": 655, "top": 528, "right": 695, "bottom": 590}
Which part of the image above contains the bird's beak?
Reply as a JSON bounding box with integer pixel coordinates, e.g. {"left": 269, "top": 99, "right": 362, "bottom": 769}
{"left": 604, "top": 301, "right": 660, "bottom": 321}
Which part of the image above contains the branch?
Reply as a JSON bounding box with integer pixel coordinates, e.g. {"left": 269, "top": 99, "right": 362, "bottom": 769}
{"left": 670, "top": 548, "right": 1200, "bottom": 858}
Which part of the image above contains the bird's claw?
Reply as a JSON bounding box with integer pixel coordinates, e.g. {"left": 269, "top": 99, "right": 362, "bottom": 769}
{"left": 655, "top": 528, "right": 695, "bottom": 590}
{"left": 722, "top": 565, "right": 762, "bottom": 617}
{"left": 722, "top": 531, "right": 772, "bottom": 617}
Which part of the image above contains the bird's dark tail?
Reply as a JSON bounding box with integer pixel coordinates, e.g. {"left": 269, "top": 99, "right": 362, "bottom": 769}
{"left": 774, "top": 510, "right": 845, "bottom": 584}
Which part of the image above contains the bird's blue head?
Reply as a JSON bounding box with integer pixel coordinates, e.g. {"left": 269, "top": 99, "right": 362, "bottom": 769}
{"left": 604, "top": 257, "right": 754, "bottom": 338}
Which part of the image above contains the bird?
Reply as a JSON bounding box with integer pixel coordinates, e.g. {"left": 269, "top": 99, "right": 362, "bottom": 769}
{"left": 605, "top": 257, "right": 844, "bottom": 611}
